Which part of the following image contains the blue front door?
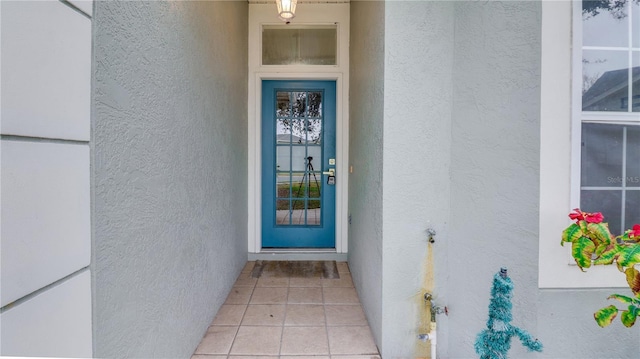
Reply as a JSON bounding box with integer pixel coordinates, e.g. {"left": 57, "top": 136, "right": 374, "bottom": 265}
{"left": 262, "top": 80, "right": 336, "bottom": 248}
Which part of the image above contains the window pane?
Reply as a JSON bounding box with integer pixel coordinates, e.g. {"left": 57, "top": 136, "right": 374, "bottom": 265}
{"left": 582, "top": 123, "right": 624, "bottom": 186}
{"left": 625, "top": 191, "right": 640, "bottom": 230}
{"left": 581, "top": 190, "right": 623, "bottom": 234}
{"left": 262, "top": 26, "right": 337, "bottom": 65}
{"left": 582, "top": 0, "right": 628, "bottom": 47}
{"left": 633, "top": 1, "right": 640, "bottom": 48}
{"left": 627, "top": 125, "right": 640, "bottom": 187}
{"left": 633, "top": 52, "right": 639, "bottom": 112}
{"left": 582, "top": 50, "right": 629, "bottom": 112}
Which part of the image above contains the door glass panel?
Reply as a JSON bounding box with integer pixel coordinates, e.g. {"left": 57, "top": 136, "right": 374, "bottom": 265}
{"left": 274, "top": 89, "right": 324, "bottom": 227}
{"left": 277, "top": 173, "right": 291, "bottom": 198}
{"left": 277, "top": 119, "right": 292, "bottom": 143}
{"left": 292, "top": 92, "right": 307, "bottom": 117}
{"left": 307, "top": 200, "right": 321, "bottom": 225}
{"left": 291, "top": 146, "right": 307, "bottom": 171}
{"left": 276, "top": 146, "right": 291, "bottom": 171}
{"left": 277, "top": 92, "right": 291, "bottom": 117}
{"left": 306, "top": 119, "right": 322, "bottom": 144}
{"left": 308, "top": 92, "right": 322, "bottom": 117}
{"left": 276, "top": 199, "right": 292, "bottom": 225}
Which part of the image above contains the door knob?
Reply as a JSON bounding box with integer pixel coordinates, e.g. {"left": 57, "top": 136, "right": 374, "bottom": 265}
{"left": 323, "top": 169, "right": 335, "bottom": 176}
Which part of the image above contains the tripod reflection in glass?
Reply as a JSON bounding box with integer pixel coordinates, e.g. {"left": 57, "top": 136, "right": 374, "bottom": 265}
{"left": 290, "top": 156, "right": 321, "bottom": 225}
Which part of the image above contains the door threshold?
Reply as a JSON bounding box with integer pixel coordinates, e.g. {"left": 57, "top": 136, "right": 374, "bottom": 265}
{"left": 249, "top": 249, "right": 347, "bottom": 262}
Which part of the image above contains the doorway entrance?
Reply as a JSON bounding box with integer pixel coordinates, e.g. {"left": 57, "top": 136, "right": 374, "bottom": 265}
{"left": 261, "top": 80, "right": 337, "bottom": 248}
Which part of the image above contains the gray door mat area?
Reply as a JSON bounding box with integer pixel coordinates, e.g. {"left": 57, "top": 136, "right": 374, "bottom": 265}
{"left": 249, "top": 260, "right": 340, "bottom": 279}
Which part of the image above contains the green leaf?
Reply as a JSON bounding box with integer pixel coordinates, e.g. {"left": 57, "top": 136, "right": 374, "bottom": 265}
{"left": 593, "top": 244, "right": 620, "bottom": 265}
{"left": 562, "top": 223, "right": 584, "bottom": 244}
{"left": 587, "top": 222, "right": 613, "bottom": 246}
{"left": 620, "top": 306, "right": 639, "bottom": 327}
{"left": 572, "top": 237, "right": 595, "bottom": 270}
{"left": 617, "top": 245, "right": 640, "bottom": 268}
{"left": 625, "top": 267, "right": 640, "bottom": 296}
{"left": 594, "top": 305, "right": 618, "bottom": 327}
{"left": 607, "top": 294, "right": 635, "bottom": 304}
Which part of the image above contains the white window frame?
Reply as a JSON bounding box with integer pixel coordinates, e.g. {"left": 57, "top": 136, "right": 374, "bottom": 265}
{"left": 539, "top": 0, "right": 632, "bottom": 288}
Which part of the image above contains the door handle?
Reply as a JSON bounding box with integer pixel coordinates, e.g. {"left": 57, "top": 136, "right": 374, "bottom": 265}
{"left": 323, "top": 169, "right": 335, "bottom": 176}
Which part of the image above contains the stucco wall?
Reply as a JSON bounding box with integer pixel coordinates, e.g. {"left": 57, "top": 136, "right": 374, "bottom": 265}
{"left": 92, "top": 1, "right": 248, "bottom": 357}
{"left": 448, "top": 2, "right": 542, "bottom": 357}
{"left": 381, "top": 2, "right": 454, "bottom": 358}
{"left": 348, "top": 0, "right": 385, "bottom": 348}
{"left": 448, "top": 2, "right": 640, "bottom": 358}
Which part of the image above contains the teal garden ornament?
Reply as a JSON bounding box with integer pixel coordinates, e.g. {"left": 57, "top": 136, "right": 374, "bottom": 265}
{"left": 475, "top": 268, "right": 543, "bottom": 359}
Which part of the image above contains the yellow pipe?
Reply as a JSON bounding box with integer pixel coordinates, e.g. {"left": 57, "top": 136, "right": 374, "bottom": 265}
{"left": 416, "top": 242, "right": 435, "bottom": 358}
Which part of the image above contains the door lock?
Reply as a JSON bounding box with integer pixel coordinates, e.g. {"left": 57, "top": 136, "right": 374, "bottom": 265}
{"left": 324, "top": 168, "right": 336, "bottom": 185}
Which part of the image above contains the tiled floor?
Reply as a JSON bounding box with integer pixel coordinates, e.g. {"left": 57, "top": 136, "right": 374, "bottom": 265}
{"left": 192, "top": 261, "right": 381, "bottom": 359}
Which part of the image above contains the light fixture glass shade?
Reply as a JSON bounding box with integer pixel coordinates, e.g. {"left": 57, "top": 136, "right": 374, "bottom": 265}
{"left": 276, "top": 0, "right": 297, "bottom": 21}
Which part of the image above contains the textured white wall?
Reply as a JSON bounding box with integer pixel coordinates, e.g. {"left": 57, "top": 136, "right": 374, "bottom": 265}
{"left": 348, "top": 0, "right": 385, "bottom": 348}
{"left": 447, "top": 2, "right": 639, "bottom": 358}
{"left": 381, "top": 2, "right": 454, "bottom": 358}
{"left": 0, "top": 1, "right": 92, "bottom": 357}
{"left": 92, "top": 1, "right": 248, "bottom": 357}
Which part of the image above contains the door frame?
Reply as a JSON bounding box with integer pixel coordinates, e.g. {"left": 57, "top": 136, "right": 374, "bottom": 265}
{"left": 248, "top": 72, "right": 349, "bottom": 254}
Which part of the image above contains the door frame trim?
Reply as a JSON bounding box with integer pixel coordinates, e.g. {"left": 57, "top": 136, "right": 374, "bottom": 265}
{"left": 248, "top": 72, "right": 349, "bottom": 254}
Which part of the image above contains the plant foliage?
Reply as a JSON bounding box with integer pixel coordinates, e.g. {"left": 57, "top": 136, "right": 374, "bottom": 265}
{"left": 561, "top": 209, "right": 640, "bottom": 327}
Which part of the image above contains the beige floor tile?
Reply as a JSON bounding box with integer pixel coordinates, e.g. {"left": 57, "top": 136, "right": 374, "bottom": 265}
{"left": 212, "top": 305, "right": 247, "bottom": 326}
{"left": 327, "top": 326, "right": 378, "bottom": 355}
{"left": 241, "top": 304, "right": 286, "bottom": 326}
{"left": 321, "top": 277, "right": 354, "bottom": 288}
{"left": 280, "top": 327, "right": 329, "bottom": 355}
{"left": 241, "top": 261, "right": 256, "bottom": 273}
{"left": 285, "top": 304, "right": 325, "bottom": 326}
{"left": 288, "top": 287, "right": 323, "bottom": 304}
{"left": 257, "top": 277, "right": 290, "bottom": 287}
{"left": 228, "top": 357, "right": 277, "bottom": 359}
{"left": 191, "top": 355, "right": 228, "bottom": 359}
{"left": 250, "top": 287, "right": 288, "bottom": 304}
{"left": 323, "top": 287, "right": 360, "bottom": 304}
{"left": 234, "top": 277, "right": 257, "bottom": 287}
{"left": 229, "top": 326, "right": 282, "bottom": 356}
{"left": 282, "top": 357, "right": 330, "bottom": 359}
{"left": 336, "top": 262, "right": 350, "bottom": 273}
{"left": 225, "top": 286, "right": 254, "bottom": 305}
{"left": 289, "top": 277, "right": 323, "bottom": 287}
{"left": 331, "top": 356, "right": 381, "bottom": 359}
{"left": 325, "top": 305, "right": 367, "bottom": 326}
{"left": 194, "top": 326, "right": 238, "bottom": 355}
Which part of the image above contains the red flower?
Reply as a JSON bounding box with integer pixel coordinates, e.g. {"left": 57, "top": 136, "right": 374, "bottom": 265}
{"left": 629, "top": 224, "right": 640, "bottom": 238}
{"left": 569, "top": 208, "right": 584, "bottom": 221}
{"left": 584, "top": 212, "right": 604, "bottom": 224}
{"left": 568, "top": 208, "right": 604, "bottom": 224}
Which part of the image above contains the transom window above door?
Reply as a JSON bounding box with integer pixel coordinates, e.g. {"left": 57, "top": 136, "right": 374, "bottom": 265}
{"left": 262, "top": 25, "right": 338, "bottom": 65}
